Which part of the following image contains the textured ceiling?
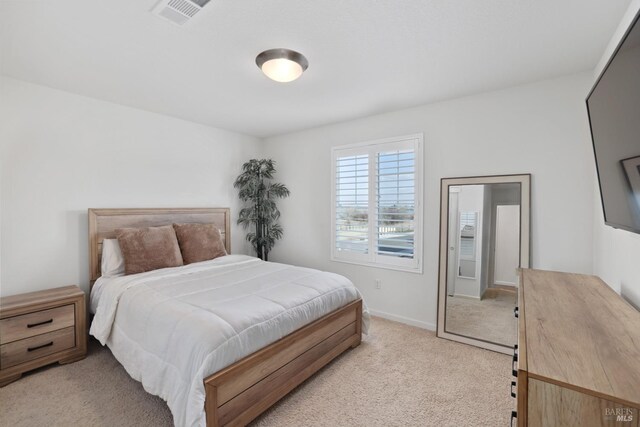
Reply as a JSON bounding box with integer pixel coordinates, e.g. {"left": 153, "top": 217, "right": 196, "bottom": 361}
{"left": 0, "top": 0, "right": 631, "bottom": 137}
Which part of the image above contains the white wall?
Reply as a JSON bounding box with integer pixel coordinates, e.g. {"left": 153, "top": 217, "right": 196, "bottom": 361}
{"left": 0, "top": 69, "right": 603, "bottom": 327}
{"left": 263, "top": 72, "right": 595, "bottom": 329}
{"left": 592, "top": 0, "right": 640, "bottom": 308}
{"left": 486, "top": 184, "right": 522, "bottom": 289}
{"left": 493, "top": 205, "right": 520, "bottom": 286}
{"left": 0, "top": 76, "right": 262, "bottom": 297}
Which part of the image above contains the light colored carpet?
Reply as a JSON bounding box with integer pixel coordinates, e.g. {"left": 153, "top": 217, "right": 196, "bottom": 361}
{"left": 446, "top": 288, "right": 517, "bottom": 346}
{"left": 0, "top": 317, "right": 513, "bottom": 427}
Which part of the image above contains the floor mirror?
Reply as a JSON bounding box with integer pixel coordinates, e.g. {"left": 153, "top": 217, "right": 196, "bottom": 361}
{"left": 436, "top": 174, "right": 530, "bottom": 354}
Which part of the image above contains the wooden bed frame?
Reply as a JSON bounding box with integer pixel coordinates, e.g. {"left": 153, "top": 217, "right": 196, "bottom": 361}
{"left": 88, "top": 208, "right": 362, "bottom": 427}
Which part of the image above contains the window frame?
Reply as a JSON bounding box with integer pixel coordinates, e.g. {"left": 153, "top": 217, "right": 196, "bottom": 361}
{"left": 330, "top": 134, "right": 424, "bottom": 273}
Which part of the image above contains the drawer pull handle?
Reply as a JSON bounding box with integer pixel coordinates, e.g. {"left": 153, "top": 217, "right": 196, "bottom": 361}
{"left": 511, "top": 380, "right": 516, "bottom": 398}
{"left": 512, "top": 355, "right": 518, "bottom": 377}
{"left": 514, "top": 306, "right": 519, "bottom": 318}
{"left": 27, "top": 341, "right": 54, "bottom": 352}
{"left": 27, "top": 319, "right": 53, "bottom": 328}
{"left": 510, "top": 410, "right": 517, "bottom": 427}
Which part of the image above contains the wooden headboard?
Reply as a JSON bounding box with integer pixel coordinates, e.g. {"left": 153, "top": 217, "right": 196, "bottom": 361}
{"left": 88, "top": 208, "right": 230, "bottom": 284}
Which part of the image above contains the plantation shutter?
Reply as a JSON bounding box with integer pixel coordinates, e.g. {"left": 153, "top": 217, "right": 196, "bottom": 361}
{"left": 335, "top": 152, "right": 369, "bottom": 256}
{"left": 331, "top": 134, "right": 422, "bottom": 272}
{"left": 376, "top": 148, "right": 415, "bottom": 259}
{"left": 458, "top": 212, "right": 477, "bottom": 260}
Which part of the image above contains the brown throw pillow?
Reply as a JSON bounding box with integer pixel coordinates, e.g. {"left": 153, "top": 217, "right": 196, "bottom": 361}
{"left": 115, "top": 225, "right": 184, "bottom": 275}
{"left": 173, "top": 223, "right": 227, "bottom": 265}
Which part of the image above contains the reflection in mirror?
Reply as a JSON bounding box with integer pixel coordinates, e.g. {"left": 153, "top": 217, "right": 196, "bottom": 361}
{"left": 437, "top": 175, "right": 530, "bottom": 354}
{"left": 458, "top": 211, "right": 478, "bottom": 279}
{"left": 447, "top": 183, "right": 519, "bottom": 346}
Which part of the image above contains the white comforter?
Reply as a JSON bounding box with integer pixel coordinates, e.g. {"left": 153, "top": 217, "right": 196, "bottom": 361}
{"left": 90, "top": 255, "right": 368, "bottom": 427}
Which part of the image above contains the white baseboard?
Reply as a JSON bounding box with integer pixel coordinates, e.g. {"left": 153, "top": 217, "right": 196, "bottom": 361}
{"left": 368, "top": 309, "right": 436, "bottom": 331}
{"left": 494, "top": 280, "right": 517, "bottom": 286}
{"left": 452, "top": 293, "right": 480, "bottom": 300}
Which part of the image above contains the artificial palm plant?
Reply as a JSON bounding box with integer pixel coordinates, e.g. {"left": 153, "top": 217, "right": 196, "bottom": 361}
{"left": 234, "top": 159, "right": 290, "bottom": 261}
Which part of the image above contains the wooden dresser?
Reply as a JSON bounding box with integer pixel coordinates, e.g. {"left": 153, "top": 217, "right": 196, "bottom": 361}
{"left": 512, "top": 269, "right": 640, "bottom": 426}
{"left": 0, "top": 286, "right": 87, "bottom": 386}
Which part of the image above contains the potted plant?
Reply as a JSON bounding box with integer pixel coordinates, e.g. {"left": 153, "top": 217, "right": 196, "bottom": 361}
{"left": 234, "top": 159, "right": 290, "bottom": 261}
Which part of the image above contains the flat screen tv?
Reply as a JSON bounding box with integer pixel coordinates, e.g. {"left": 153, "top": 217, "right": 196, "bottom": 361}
{"left": 587, "top": 8, "right": 640, "bottom": 234}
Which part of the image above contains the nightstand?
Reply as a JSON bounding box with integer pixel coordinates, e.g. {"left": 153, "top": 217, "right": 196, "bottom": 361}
{"left": 0, "top": 285, "right": 87, "bottom": 387}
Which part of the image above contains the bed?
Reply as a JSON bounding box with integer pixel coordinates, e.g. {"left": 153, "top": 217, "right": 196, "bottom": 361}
{"left": 88, "top": 208, "right": 366, "bottom": 427}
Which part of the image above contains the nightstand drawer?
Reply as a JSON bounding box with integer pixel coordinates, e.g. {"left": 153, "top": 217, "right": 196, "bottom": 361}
{"left": 0, "top": 327, "right": 75, "bottom": 369}
{"left": 0, "top": 304, "right": 75, "bottom": 344}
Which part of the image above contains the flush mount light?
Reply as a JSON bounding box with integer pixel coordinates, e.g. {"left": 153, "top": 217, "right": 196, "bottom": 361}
{"left": 255, "top": 48, "right": 309, "bottom": 83}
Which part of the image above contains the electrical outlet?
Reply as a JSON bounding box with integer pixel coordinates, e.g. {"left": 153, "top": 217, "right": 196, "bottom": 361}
{"left": 375, "top": 279, "right": 382, "bottom": 290}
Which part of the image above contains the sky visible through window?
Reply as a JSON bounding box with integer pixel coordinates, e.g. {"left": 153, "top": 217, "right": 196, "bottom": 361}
{"left": 336, "top": 150, "right": 415, "bottom": 258}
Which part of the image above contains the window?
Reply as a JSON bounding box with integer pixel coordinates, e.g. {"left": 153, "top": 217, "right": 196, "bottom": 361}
{"left": 331, "top": 134, "right": 423, "bottom": 272}
{"left": 458, "top": 212, "right": 477, "bottom": 261}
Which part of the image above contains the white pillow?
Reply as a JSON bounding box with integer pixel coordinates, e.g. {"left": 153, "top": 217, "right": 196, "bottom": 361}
{"left": 101, "top": 238, "right": 125, "bottom": 277}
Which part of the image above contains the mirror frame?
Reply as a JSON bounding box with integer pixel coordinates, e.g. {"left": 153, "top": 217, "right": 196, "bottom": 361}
{"left": 436, "top": 174, "right": 531, "bottom": 354}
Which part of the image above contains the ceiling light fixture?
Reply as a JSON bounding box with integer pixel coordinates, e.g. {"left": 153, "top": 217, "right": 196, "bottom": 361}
{"left": 256, "top": 48, "right": 309, "bottom": 83}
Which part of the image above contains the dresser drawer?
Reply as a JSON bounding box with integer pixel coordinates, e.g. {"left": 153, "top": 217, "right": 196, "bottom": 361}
{"left": 0, "top": 326, "right": 76, "bottom": 369}
{"left": 0, "top": 304, "right": 75, "bottom": 344}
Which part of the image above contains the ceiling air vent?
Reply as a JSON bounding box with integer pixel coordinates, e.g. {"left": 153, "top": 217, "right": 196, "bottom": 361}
{"left": 151, "top": 0, "right": 211, "bottom": 25}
